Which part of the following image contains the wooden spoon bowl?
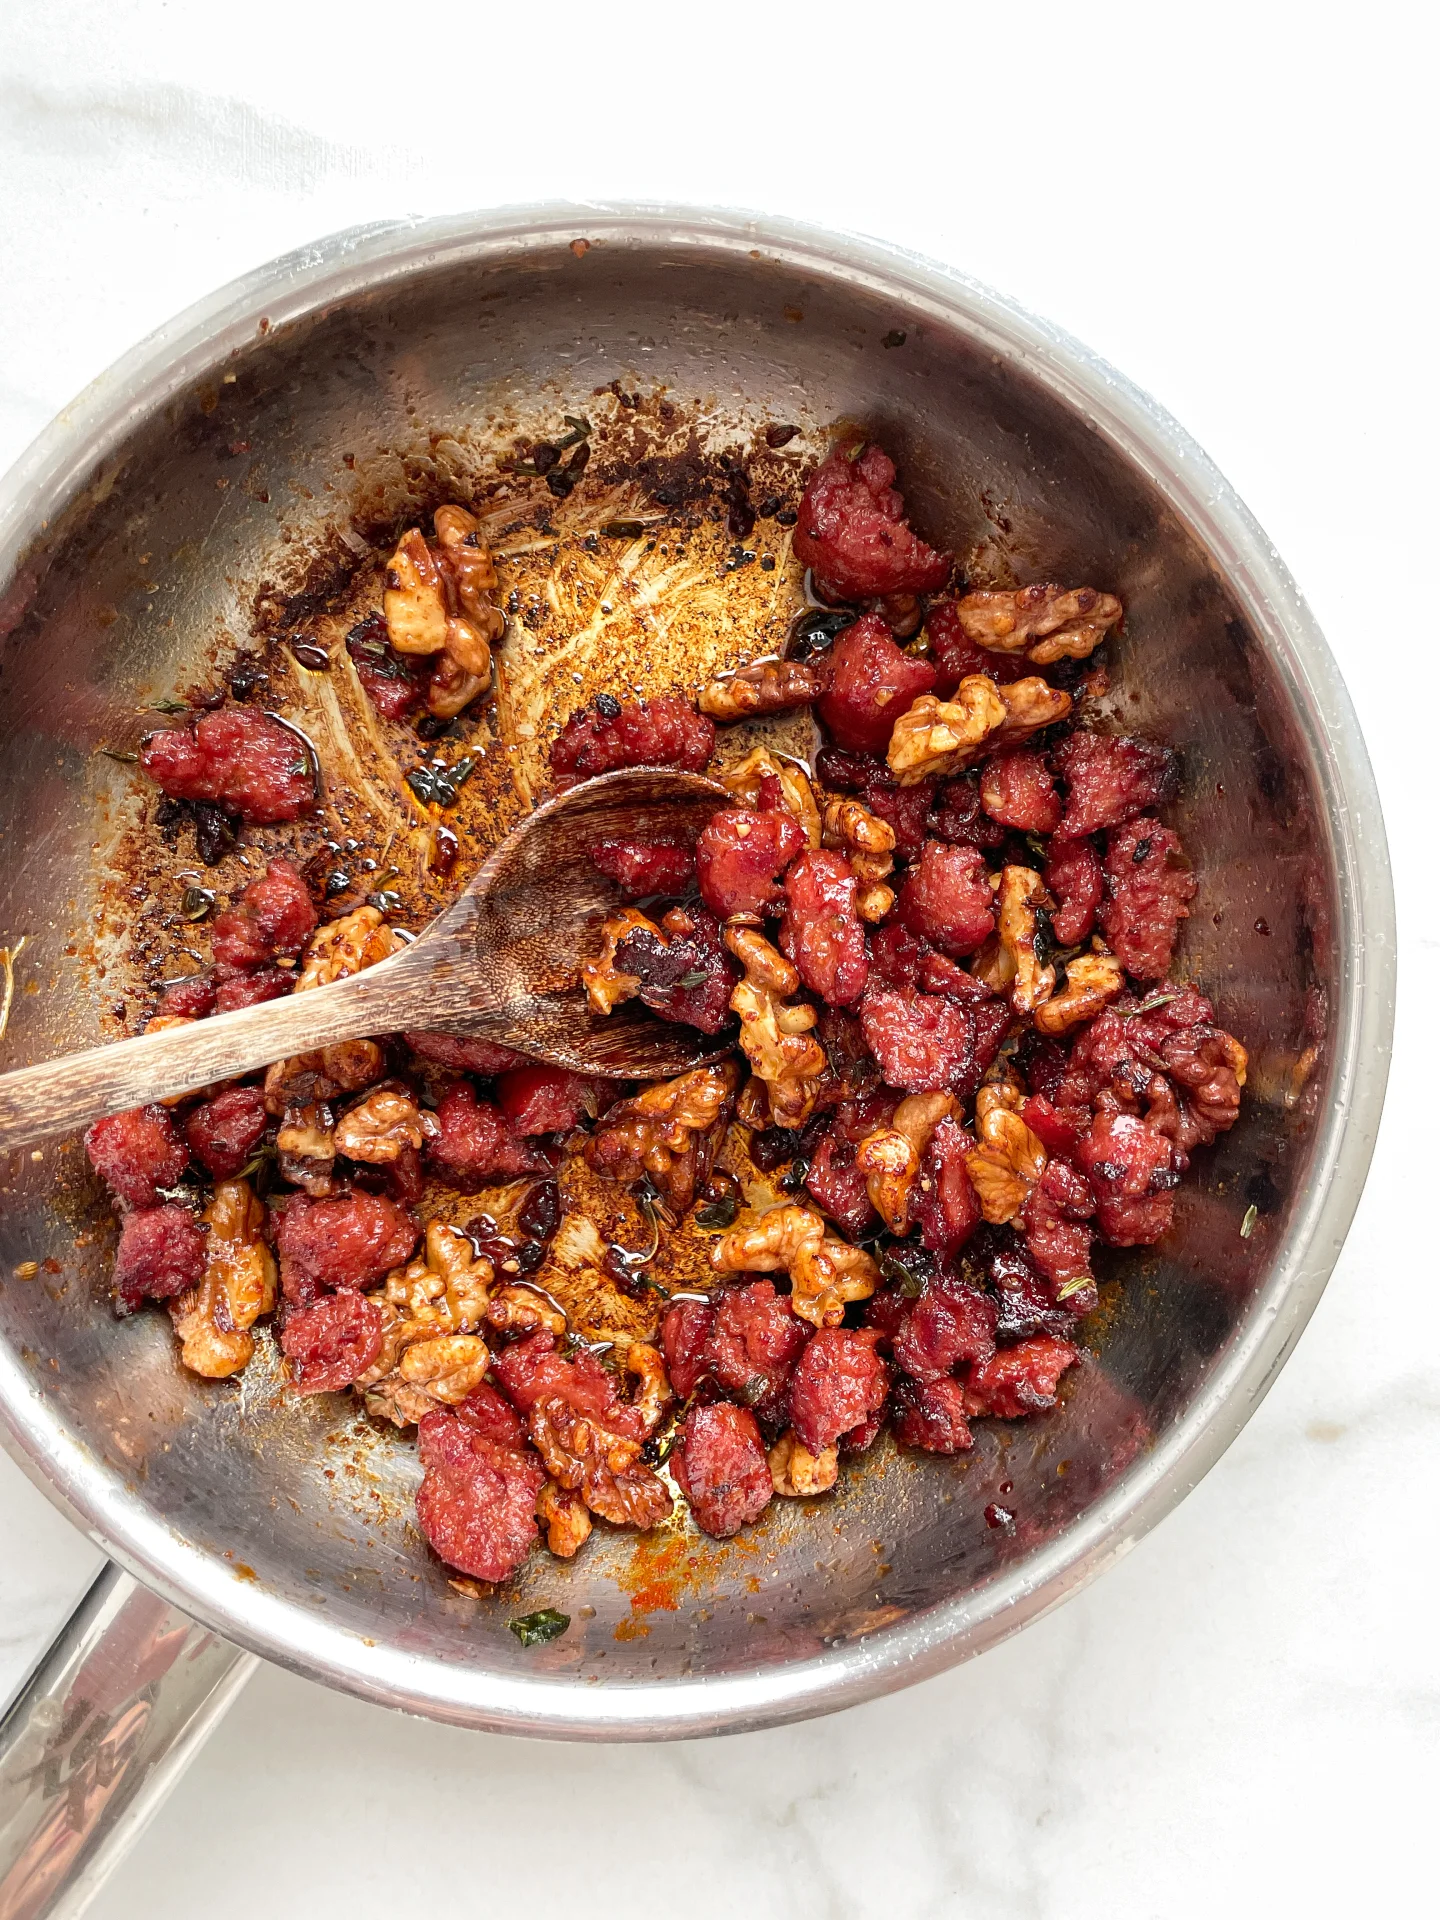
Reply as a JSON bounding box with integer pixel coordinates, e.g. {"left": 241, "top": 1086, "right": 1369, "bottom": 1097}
{"left": 0, "top": 767, "right": 731, "bottom": 1154}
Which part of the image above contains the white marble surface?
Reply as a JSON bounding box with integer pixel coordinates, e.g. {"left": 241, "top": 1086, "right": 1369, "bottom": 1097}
{"left": 1, "top": 1, "right": 1435, "bottom": 1913}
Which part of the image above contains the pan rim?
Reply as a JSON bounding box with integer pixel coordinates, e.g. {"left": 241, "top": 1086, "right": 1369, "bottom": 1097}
{"left": 0, "top": 201, "right": 1396, "bottom": 1739}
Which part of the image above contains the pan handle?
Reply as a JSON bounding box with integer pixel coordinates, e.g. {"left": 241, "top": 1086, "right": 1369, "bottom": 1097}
{"left": 0, "top": 1564, "right": 254, "bottom": 1920}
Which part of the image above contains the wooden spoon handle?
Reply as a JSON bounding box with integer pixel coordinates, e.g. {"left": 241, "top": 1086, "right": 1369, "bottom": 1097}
{"left": 0, "top": 953, "right": 444, "bottom": 1153}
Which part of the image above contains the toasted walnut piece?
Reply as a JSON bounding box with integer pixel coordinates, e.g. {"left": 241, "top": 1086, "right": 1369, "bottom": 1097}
{"left": 822, "top": 796, "right": 896, "bottom": 884}
{"left": 719, "top": 746, "right": 822, "bottom": 847}
{"left": 955, "top": 584, "right": 1122, "bottom": 665}
{"left": 699, "top": 658, "right": 821, "bottom": 721}
{"left": 275, "top": 1103, "right": 335, "bottom": 1196}
{"left": 357, "top": 1224, "right": 496, "bottom": 1426}
{"left": 725, "top": 928, "right": 827, "bottom": 1131}
{"left": 625, "top": 1342, "right": 673, "bottom": 1437}
{"left": 486, "top": 1283, "right": 567, "bottom": 1337}
{"left": 582, "top": 906, "right": 656, "bottom": 1014}
{"left": 855, "top": 882, "right": 896, "bottom": 924}
{"left": 433, "top": 506, "right": 505, "bottom": 632}
{"left": 886, "top": 680, "right": 1008, "bottom": 785}
{"left": 263, "top": 1041, "right": 386, "bottom": 1116}
{"left": 397, "top": 1332, "right": 491, "bottom": 1406}
{"left": 530, "top": 1398, "right": 673, "bottom": 1529}
{"left": 169, "top": 1178, "right": 277, "bottom": 1379}
{"left": 990, "top": 677, "right": 1073, "bottom": 750}
{"left": 996, "top": 867, "right": 1056, "bottom": 1015}
{"left": 296, "top": 908, "right": 399, "bottom": 992}
{"left": 585, "top": 1062, "right": 739, "bottom": 1215}
{"left": 1033, "top": 950, "right": 1127, "bottom": 1035}
{"left": 334, "top": 1088, "right": 426, "bottom": 1164}
{"left": 967, "top": 1079, "right": 1048, "bottom": 1225}
{"left": 768, "top": 1429, "right": 840, "bottom": 1497}
{"left": 426, "top": 648, "right": 488, "bottom": 719}
{"left": 855, "top": 1093, "right": 959, "bottom": 1235}
{"left": 441, "top": 618, "right": 495, "bottom": 682}
{"left": 711, "top": 1202, "right": 879, "bottom": 1329}
{"left": 384, "top": 527, "right": 449, "bottom": 655}
{"left": 537, "top": 1479, "right": 593, "bottom": 1558}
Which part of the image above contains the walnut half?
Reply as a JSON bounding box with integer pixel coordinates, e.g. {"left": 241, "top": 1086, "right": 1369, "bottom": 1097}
{"left": 768, "top": 1429, "right": 840, "bottom": 1496}
{"left": 169, "top": 1178, "right": 277, "bottom": 1379}
{"left": 699, "top": 658, "right": 821, "bottom": 721}
{"left": 854, "top": 1093, "right": 959, "bottom": 1235}
{"left": 711, "top": 1202, "right": 879, "bottom": 1328}
{"left": 296, "top": 908, "right": 399, "bottom": 992}
{"left": 718, "top": 747, "right": 822, "bottom": 848}
{"left": 886, "top": 679, "right": 1008, "bottom": 784}
{"left": 1033, "top": 950, "right": 1127, "bottom": 1035}
{"left": 954, "top": 584, "right": 1122, "bottom": 666}
{"left": 725, "top": 927, "right": 827, "bottom": 1130}
{"left": 357, "top": 1223, "right": 496, "bottom": 1427}
{"left": 333, "top": 1087, "right": 428, "bottom": 1164}
{"left": 585, "top": 1062, "right": 739, "bottom": 1215}
{"left": 965, "top": 1078, "right": 1048, "bottom": 1225}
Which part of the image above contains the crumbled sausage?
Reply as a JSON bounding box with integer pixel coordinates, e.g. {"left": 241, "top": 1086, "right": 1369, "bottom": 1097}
{"left": 980, "top": 748, "right": 1061, "bottom": 833}
{"left": 426, "top": 1082, "right": 549, "bottom": 1187}
{"left": 1054, "top": 730, "right": 1177, "bottom": 839}
{"left": 85, "top": 1105, "right": 189, "bottom": 1212}
{"left": 696, "top": 806, "right": 807, "bottom": 919}
{"left": 415, "top": 1408, "right": 546, "bottom": 1582}
{"left": 672, "top": 1402, "right": 773, "bottom": 1537}
{"left": 777, "top": 849, "right": 870, "bottom": 1007}
{"left": 963, "top": 1336, "right": 1079, "bottom": 1418}
{"left": 140, "top": 707, "right": 316, "bottom": 824}
{"left": 1100, "top": 818, "right": 1196, "bottom": 981}
{"left": 818, "top": 613, "right": 940, "bottom": 754}
{"left": 272, "top": 1189, "right": 418, "bottom": 1308}
{"left": 549, "top": 694, "right": 715, "bottom": 785}
{"left": 184, "top": 1086, "right": 268, "bottom": 1180}
{"left": 788, "top": 1327, "right": 888, "bottom": 1454}
{"left": 590, "top": 836, "right": 696, "bottom": 898}
{"left": 1043, "top": 836, "right": 1104, "bottom": 945}
{"left": 897, "top": 840, "right": 995, "bottom": 957}
{"left": 794, "top": 442, "right": 950, "bottom": 602}
{"left": 703, "top": 1279, "right": 810, "bottom": 1420}
{"left": 113, "top": 1205, "right": 207, "bottom": 1316}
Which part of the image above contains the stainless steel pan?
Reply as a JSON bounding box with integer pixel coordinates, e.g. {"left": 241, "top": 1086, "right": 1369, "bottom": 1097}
{"left": 0, "top": 206, "right": 1395, "bottom": 1916}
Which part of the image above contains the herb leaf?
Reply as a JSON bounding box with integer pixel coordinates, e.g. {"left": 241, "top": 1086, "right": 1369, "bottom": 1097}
{"left": 508, "top": 1608, "right": 570, "bottom": 1647}
{"left": 693, "top": 1195, "right": 740, "bottom": 1232}
{"left": 1240, "top": 1204, "right": 1258, "bottom": 1240}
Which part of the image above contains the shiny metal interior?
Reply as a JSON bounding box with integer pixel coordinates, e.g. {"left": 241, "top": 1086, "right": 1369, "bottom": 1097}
{"left": 0, "top": 208, "right": 1394, "bottom": 1737}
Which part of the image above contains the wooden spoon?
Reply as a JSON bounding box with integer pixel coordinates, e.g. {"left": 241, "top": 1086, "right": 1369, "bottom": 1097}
{"left": 0, "top": 768, "right": 732, "bottom": 1153}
